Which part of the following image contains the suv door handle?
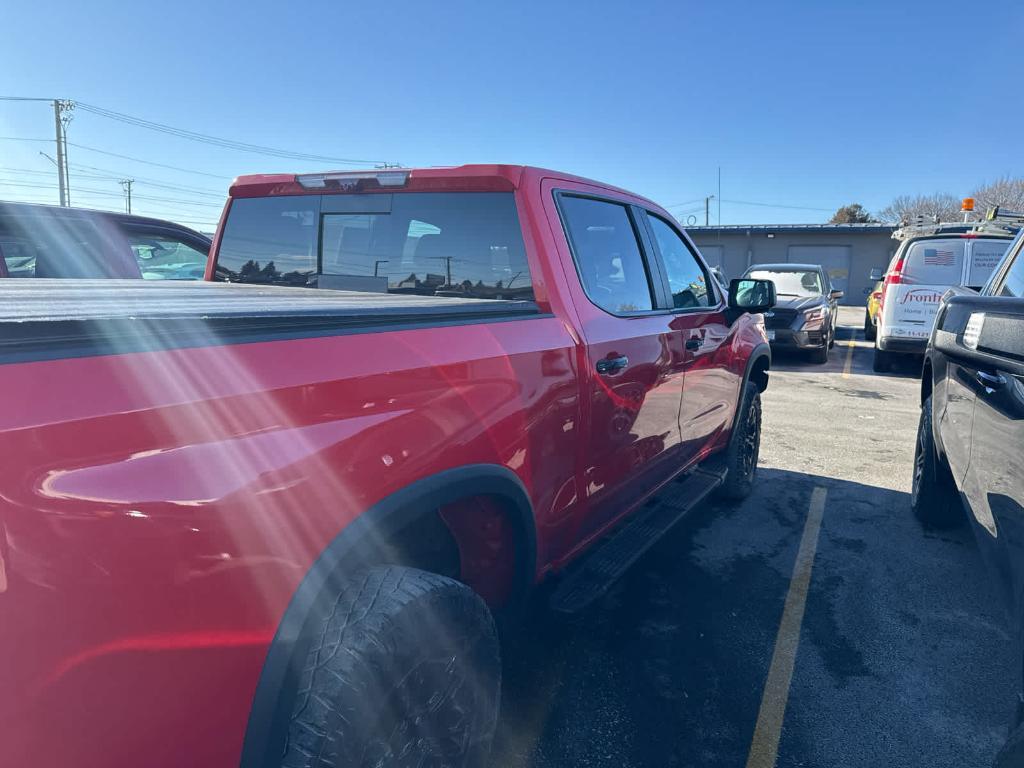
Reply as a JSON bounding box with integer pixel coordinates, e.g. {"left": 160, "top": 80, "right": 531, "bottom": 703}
{"left": 685, "top": 338, "right": 704, "bottom": 351}
{"left": 976, "top": 370, "right": 1006, "bottom": 392}
{"left": 596, "top": 355, "right": 629, "bottom": 375}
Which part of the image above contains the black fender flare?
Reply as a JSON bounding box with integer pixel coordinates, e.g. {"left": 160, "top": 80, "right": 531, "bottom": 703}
{"left": 239, "top": 463, "right": 537, "bottom": 768}
{"left": 728, "top": 342, "right": 771, "bottom": 435}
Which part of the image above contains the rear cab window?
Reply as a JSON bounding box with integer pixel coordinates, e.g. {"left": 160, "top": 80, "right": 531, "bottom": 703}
{"left": 216, "top": 192, "right": 534, "bottom": 300}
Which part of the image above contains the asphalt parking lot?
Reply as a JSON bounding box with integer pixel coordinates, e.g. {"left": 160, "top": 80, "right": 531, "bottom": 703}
{"left": 492, "top": 307, "right": 1016, "bottom": 768}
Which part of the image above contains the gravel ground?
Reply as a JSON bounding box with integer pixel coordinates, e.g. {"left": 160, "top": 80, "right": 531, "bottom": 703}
{"left": 491, "top": 307, "right": 1016, "bottom": 768}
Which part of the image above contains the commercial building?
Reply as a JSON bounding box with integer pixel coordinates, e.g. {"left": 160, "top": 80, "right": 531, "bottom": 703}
{"left": 686, "top": 223, "right": 897, "bottom": 305}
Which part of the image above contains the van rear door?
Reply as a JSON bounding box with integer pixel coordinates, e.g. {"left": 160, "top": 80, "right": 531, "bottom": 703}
{"left": 883, "top": 237, "right": 966, "bottom": 342}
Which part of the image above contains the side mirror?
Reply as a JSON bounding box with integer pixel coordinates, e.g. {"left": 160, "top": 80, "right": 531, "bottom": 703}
{"left": 869, "top": 268, "right": 883, "bottom": 281}
{"left": 728, "top": 278, "right": 776, "bottom": 313}
{"left": 830, "top": 289, "right": 844, "bottom": 300}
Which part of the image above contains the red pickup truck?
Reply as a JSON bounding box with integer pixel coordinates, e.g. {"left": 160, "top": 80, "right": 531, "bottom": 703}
{"left": 0, "top": 165, "right": 774, "bottom": 768}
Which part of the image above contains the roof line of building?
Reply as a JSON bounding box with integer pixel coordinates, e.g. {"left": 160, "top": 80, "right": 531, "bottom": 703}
{"left": 684, "top": 223, "right": 895, "bottom": 232}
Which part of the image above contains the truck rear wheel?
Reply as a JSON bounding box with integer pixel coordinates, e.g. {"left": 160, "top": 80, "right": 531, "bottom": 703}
{"left": 911, "top": 395, "right": 963, "bottom": 529}
{"left": 717, "top": 382, "right": 761, "bottom": 501}
{"left": 282, "top": 566, "right": 501, "bottom": 768}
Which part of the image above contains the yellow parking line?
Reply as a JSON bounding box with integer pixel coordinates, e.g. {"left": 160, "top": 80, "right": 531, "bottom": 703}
{"left": 745, "top": 486, "right": 828, "bottom": 768}
{"left": 841, "top": 333, "right": 857, "bottom": 378}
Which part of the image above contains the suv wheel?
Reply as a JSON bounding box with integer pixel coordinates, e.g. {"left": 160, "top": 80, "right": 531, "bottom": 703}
{"left": 717, "top": 381, "right": 761, "bottom": 500}
{"left": 282, "top": 566, "right": 501, "bottom": 768}
{"left": 864, "top": 310, "right": 876, "bottom": 341}
{"left": 911, "top": 395, "right": 963, "bottom": 528}
{"left": 810, "top": 342, "right": 829, "bottom": 364}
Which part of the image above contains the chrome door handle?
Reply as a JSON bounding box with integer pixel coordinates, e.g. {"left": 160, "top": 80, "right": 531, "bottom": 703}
{"left": 976, "top": 370, "right": 1006, "bottom": 392}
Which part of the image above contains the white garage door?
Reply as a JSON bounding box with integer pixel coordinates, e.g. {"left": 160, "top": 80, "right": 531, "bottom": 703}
{"left": 787, "top": 245, "right": 851, "bottom": 297}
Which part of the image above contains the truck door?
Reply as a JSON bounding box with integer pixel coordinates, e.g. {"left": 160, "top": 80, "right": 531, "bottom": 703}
{"left": 960, "top": 244, "right": 1024, "bottom": 609}
{"left": 639, "top": 210, "right": 737, "bottom": 463}
{"left": 546, "top": 187, "right": 688, "bottom": 542}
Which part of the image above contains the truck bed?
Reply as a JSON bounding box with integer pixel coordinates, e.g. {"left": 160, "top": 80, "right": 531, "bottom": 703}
{"left": 0, "top": 280, "right": 540, "bottom": 363}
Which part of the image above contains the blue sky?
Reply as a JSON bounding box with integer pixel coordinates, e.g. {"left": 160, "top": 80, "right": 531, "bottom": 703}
{"left": 1, "top": 0, "right": 1021, "bottom": 229}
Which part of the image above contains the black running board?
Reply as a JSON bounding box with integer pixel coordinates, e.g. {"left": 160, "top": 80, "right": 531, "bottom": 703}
{"left": 549, "top": 466, "right": 725, "bottom": 614}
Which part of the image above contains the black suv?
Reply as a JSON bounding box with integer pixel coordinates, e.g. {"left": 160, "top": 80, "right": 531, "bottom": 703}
{"left": 742, "top": 263, "right": 843, "bottom": 364}
{"left": 913, "top": 218, "right": 1024, "bottom": 767}
{"left": 0, "top": 201, "right": 211, "bottom": 280}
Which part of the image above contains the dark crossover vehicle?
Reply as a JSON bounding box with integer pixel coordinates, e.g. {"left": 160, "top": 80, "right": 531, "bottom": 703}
{"left": 913, "top": 213, "right": 1024, "bottom": 767}
{"left": 742, "top": 263, "right": 842, "bottom": 363}
{"left": 0, "top": 201, "right": 210, "bottom": 280}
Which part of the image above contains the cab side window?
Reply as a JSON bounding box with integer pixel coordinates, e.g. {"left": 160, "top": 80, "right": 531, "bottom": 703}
{"left": 646, "top": 213, "right": 712, "bottom": 309}
{"left": 559, "top": 195, "right": 654, "bottom": 314}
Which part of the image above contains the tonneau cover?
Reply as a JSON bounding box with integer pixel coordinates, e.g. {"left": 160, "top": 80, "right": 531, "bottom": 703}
{"left": 0, "top": 279, "right": 536, "bottom": 322}
{"left": 0, "top": 280, "right": 540, "bottom": 363}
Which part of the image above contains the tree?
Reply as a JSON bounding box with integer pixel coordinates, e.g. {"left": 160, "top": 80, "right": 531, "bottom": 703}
{"left": 829, "top": 203, "right": 875, "bottom": 224}
{"left": 971, "top": 176, "right": 1024, "bottom": 215}
{"left": 876, "top": 192, "right": 962, "bottom": 224}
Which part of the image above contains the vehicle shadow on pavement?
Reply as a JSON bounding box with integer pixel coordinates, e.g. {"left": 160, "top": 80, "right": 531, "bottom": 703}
{"left": 769, "top": 329, "right": 923, "bottom": 380}
{"left": 491, "top": 468, "right": 1014, "bottom": 768}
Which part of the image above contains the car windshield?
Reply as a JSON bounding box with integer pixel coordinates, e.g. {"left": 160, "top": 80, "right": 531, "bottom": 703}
{"left": 748, "top": 268, "right": 823, "bottom": 296}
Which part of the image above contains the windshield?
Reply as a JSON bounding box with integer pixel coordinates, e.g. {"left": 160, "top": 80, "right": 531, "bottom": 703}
{"left": 748, "top": 268, "right": 823, "bottom": 296}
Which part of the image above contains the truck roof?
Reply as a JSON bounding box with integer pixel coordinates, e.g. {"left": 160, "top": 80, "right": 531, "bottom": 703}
{"left": 228, "top": 164, "right": 659, "bottom": 208}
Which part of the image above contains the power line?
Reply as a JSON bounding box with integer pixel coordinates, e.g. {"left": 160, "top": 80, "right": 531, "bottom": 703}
{"left": 664, "top": 197, "right": 706, "bottom": 209}
{"left": 720, "top": 198, "right": 834, "bottom": 212}
{"left": 0, "top": 136, "right": 232, "bottom": 180}
{"left": 67, "top": 142, "right": 233, "bottom": 180}
{"left": 75, "top": 101, "right": 389, "bottom": 166}
{"left": 0, "top": 180, "right": 223, "bottom": 207}
{"left": 66, "top": 161, "right": 225, "bottom": 196}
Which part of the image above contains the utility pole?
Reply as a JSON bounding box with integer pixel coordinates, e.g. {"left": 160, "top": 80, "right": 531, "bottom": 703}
{"left": 705, "top": 195, "right": 715, "bottom": 226}
{"left": 120, "top": 179, "right": 134, "bottom": 214}
{"left": 51, "top": 100, "right": 74, "bottom": 207}
{"left": 53, "top": 100, "right": 66, "bottom": 206}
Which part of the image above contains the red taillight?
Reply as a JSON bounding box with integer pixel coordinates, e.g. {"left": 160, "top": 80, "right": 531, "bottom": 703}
{"left": 884, "top": 255, "right": 906, "bottom": 286}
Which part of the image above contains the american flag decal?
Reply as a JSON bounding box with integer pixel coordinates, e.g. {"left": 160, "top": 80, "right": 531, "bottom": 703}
{"left": 923, "top": 248, "right": 955, "bottom": 266}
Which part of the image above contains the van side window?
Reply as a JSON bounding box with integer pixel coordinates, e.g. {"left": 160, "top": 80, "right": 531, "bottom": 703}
{"left": 558, "top": 195, "right": 654, "bottom": 314}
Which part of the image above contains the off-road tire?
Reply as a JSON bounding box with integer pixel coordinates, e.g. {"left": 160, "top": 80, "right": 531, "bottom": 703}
{"left": 873, "top": 346, "right": 892, "bottom": 373}
{"left": 282, "top": 566, "right": 501, "bottom": 768}
{"left": 717, "top": 382, "right": 761, "bottom": 501}
{"left": 911, "top": 395, "right": 964, "bottom": 529}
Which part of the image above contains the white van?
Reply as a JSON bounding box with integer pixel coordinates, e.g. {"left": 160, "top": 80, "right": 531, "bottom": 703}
{"left": 873, "top": 230, "right": 1012, "bottom": 372}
